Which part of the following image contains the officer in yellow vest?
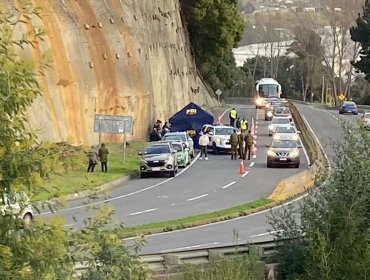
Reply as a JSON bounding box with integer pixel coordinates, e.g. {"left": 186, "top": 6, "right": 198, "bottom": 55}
{"left": 229, "top": 108, "right": 238, "bottom": 127}
{"left": 240, "top": 118, "right": 248, "bottom": 133}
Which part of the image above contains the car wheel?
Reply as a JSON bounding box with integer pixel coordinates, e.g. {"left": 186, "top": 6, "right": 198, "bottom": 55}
{"left": 140, "top": 172, "right": 146, "bottom": 178}
{"left": 23, "top": 213, "right": 32, "bottom": 225}
{"left": 294, "top": 160, "right": 300, "bottom": 168}
{"left": 267, "top": 161, "right": 272, "bottom": 168}
{"left": 212, "top": 142, "right": 219, "bottom": 155}
{"left": 354, "top": 112, "right": 358, "bottom": 115}
{"left": 169, "top": 170, "right": 175, "bottom": 177}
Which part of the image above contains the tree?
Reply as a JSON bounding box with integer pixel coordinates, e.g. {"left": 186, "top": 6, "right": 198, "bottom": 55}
{"left": 286, "top": 27, "right": 325, "bottom": 101}
{"left": 181, "top": 0, "right": 245, "bottom": 91}
{"left": 351, "top": 0, "right": 370, "bottom": 83}
{"left": 0, "top": 2, "right": 149, "bottom": 279}
{"left": 268, "top": 123, "right": 370, "bottom": 279}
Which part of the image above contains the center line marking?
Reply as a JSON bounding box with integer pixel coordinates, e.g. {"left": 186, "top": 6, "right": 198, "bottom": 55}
{"left": 187, "top": 194, "right": 208, "bottom": 201}
{"left": 222, "top": 181, "right": 236, "bottom": 189}
{"left": 130, "top": 208, "right": 157, "bottom": 216}
{"left": 241, "top": 171, "right": 249, "bottom": 178}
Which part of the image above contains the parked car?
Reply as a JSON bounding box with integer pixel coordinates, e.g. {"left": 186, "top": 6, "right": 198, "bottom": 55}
{"left": 361, "top": 112, "right": 370, "bottom": 129}
{"left": 138, "top": 141, "right": 178, "bottom": 178}
{"left": 0, "top": 191, "right": 33, "bottom": 223}
{"left": 201, "top": 124, "right": 237, "bottom": 154}
{"left": 273, "top": 125, "right": 301, "bottom": 142}
{"left": 162, "top": 132, "right": 195, "bottom": 158}
{"left": 268, "top": 117, "right": 293, "bottom": 136}
{"left": 169, "top": 141, "right": 191, "bottom": 168}
{"left": 266, "top": 139, "right": 301, "bottom": 168}
{"left": 339, "top": 101, "right": 358, "bottom": 115}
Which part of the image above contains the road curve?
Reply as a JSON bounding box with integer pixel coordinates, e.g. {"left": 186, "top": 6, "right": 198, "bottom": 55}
{"left": 128, "top": 102, "right": 351, "bottom": 255}
{"left": 40, "top": 104, "right": 307, "bottom": 230}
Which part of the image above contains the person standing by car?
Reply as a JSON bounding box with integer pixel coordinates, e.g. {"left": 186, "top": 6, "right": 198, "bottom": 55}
{"left": 150, "top": 128, "right": 161, "bottom": 141}
{"left": 87, "top": 145, "right": 98, "bottom": 172}
{"left": 98, "top": 143, "right": 109, "bottom": 173}
{"left": 229, "top": 130, "right": 239, "bottom": 160}
{"left": 198, "top": 132, "right": 210, "bottom": 160}
{"left": 236, "top": 117, "right": 241, "bottom": 129}
{"left": 229, "top": 108, "right": 238, "bottom": 127}
{"left": 243, "top": 130, "right": 253, "bottom": 160}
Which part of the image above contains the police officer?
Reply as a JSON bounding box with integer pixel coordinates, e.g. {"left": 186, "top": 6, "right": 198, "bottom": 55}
{"left": 229, "top": 108, "right": 238, "bottom": 127}
{"left": 243, "top": 130, "right": 254, "bottom": 160}
{"left": 229, "top": 130, "right": 239, "bottom": 160}
{"left": 240, "top": 118, "right": 248, "bottom": 134}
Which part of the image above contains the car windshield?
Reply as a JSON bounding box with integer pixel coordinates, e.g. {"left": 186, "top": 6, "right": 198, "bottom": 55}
{"left": 171, "top": 143, "right": 183, "bottom": 151}
{"left": 275, "top": 126, "right": 296, "bottom": 133}
{"left": 272, "top": 118, "right": 290, "bottom": 125}
{"left": 272, "top": 140, "right": 297, "bottom": 148}
{"left": 215, "top": 127, "right": 235, "bottom": 135}
{"left": 163, "top": 134, "right": 186, "bottom": 142}
{"left": 275, "top": 107, "right": 290, "bottom": 114}
{"left": 145, "top": 145, "right": 170, "bottom": 154}
{"left": 344, "top": 102, "right": 356, "bottom": 106}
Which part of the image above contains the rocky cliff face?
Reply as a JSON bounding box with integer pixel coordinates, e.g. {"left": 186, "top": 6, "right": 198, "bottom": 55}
{"left": 15, "top": 0, "right": 216, "bottom": 144}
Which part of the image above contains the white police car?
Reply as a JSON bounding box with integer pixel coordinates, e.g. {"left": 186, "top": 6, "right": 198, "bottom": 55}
{"left": 201, "top": 124, "right": 237, "bottom": 154}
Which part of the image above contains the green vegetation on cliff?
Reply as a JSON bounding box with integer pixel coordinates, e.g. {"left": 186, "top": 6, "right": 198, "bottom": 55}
{"left": 181, "top": 0, "right": 245, "bottom": 91}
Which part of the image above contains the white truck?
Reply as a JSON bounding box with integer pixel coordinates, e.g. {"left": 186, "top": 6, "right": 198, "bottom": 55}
{"left": 254, "top": 78, "right": 282, "bottom": 109}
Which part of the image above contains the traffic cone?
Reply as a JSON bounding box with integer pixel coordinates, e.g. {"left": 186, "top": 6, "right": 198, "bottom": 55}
{"left": 239, "top": 160, "right": 246, "bottom": 174}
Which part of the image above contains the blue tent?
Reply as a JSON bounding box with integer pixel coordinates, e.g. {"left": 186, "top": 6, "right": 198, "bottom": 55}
{"left": 169, "top": 102, "right": 214, "bottom": 148}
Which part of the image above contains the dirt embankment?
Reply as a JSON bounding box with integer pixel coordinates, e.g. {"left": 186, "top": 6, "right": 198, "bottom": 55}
{"left": 15, "top": 0, "right": 217, "bottom": 144}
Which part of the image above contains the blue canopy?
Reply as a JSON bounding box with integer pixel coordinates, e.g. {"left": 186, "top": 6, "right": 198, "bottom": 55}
{"left": 169, "top": 102, "right": 214, "bottom": 148}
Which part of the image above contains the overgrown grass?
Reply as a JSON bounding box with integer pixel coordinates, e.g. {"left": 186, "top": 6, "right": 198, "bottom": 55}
{"left": 119, "top": 198, "right": 273, "bottom": 238}
{"left": 32, "top": 141, "right": 146, "bottom": 201}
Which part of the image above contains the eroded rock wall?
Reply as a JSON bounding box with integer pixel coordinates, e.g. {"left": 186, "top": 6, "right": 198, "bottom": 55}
{"left": 10, "top": 0, "right": 217, "bottom": 144}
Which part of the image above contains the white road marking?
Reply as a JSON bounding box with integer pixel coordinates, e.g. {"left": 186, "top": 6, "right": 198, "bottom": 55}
{"left": 249, "top": 162, "right": 254, "bottom": 167}
{"left": 222, "top": 181, "right": 236, "bottom": 189}
{"left": 241, "top": 171, "right": 250, "bottom": 178}
{"left": 187, "top": 194, "right": 208, "bottom": 201}
{"left": 250, "top": 230, "right": 283, "bottom": 238}
{"left": 130, "top": 208, "right": 157, "bottom": 216}
{"left": 160, "top": 242, "right": 221, "bottom": 253}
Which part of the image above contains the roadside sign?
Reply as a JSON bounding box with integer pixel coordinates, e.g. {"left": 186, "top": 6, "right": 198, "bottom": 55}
{"left": 94, "top": 114, "right": 133, "bottom": 134}
{"left": 215, "top": 89, "right": 222, "bottom": 96}
{"left": 338, "top": 93, "right": 346, "bottom": 101}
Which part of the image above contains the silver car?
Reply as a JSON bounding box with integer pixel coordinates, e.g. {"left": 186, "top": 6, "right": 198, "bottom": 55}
{"left": 273, "top": 125, "right": 301, "bottom": 142}
{"left": 162, "top": 132, "right": 195, "bottom": 158}
{"left": 0, "top": 191, "right": 33, "bottom": 223}
{"left": 138, "top": 141, "right": 178, "bottom": 178}
{"left": 268, "top": 117, "right": 293, "bottom": 136}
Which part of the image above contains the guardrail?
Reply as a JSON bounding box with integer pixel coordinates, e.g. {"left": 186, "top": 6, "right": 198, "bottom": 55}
{"left": 141, "top": 240, "right": 277, "bottom": 279}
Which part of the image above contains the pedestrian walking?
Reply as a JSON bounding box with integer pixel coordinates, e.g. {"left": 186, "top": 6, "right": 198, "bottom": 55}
{"left": 229, "top": 130, "right": 239, "bottom": 160}
{"left": 87, "top": 145, "right": 98, "bottom": 172}
{"left": 240, "top": 118, "right": 248, "bottom": 134}
{"left": 198, "top": 132, "right": 209, "bottom": 160}
{"left": 229, "top": 108, "right": 238, "bottom": 127}
{"left": 243, "top": 130, "right": 254, "bottom": 160}
{"left": 98, "top": 143, "right": 109, "bottom": 173}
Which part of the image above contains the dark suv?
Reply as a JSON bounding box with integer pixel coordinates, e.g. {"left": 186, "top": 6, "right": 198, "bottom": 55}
{"left": 266, "top": 139, "right": 301, "bottom": 168}
{"left": 138, "top": 141, "right": 178, "bottom": 178}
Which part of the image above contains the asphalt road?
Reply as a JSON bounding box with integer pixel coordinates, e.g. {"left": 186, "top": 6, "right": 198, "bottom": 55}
{"left": 39, "top": 104, "right": 308, "bottom": 229}
{"left": 127, "top": 102, "right": 359, "bottom": 255}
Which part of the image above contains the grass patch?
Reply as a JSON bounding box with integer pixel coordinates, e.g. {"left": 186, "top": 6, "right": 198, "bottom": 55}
{"left": 32, "top": 141, "right": 146, "bottom": 201}
{"left": 119, "top": 198, "right": 274, "bottom": 238}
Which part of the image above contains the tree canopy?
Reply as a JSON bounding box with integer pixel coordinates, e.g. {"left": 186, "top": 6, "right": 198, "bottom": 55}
{"left": 350, "top": 0, "right": 370, "bottom": 82}
{"left": 181, "top": 0, "right": 245, "bottom": 91}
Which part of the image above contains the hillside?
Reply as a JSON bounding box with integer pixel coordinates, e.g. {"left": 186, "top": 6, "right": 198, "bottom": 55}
{"left": 12, "top": 0, "right": 217, "bottom": 144}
